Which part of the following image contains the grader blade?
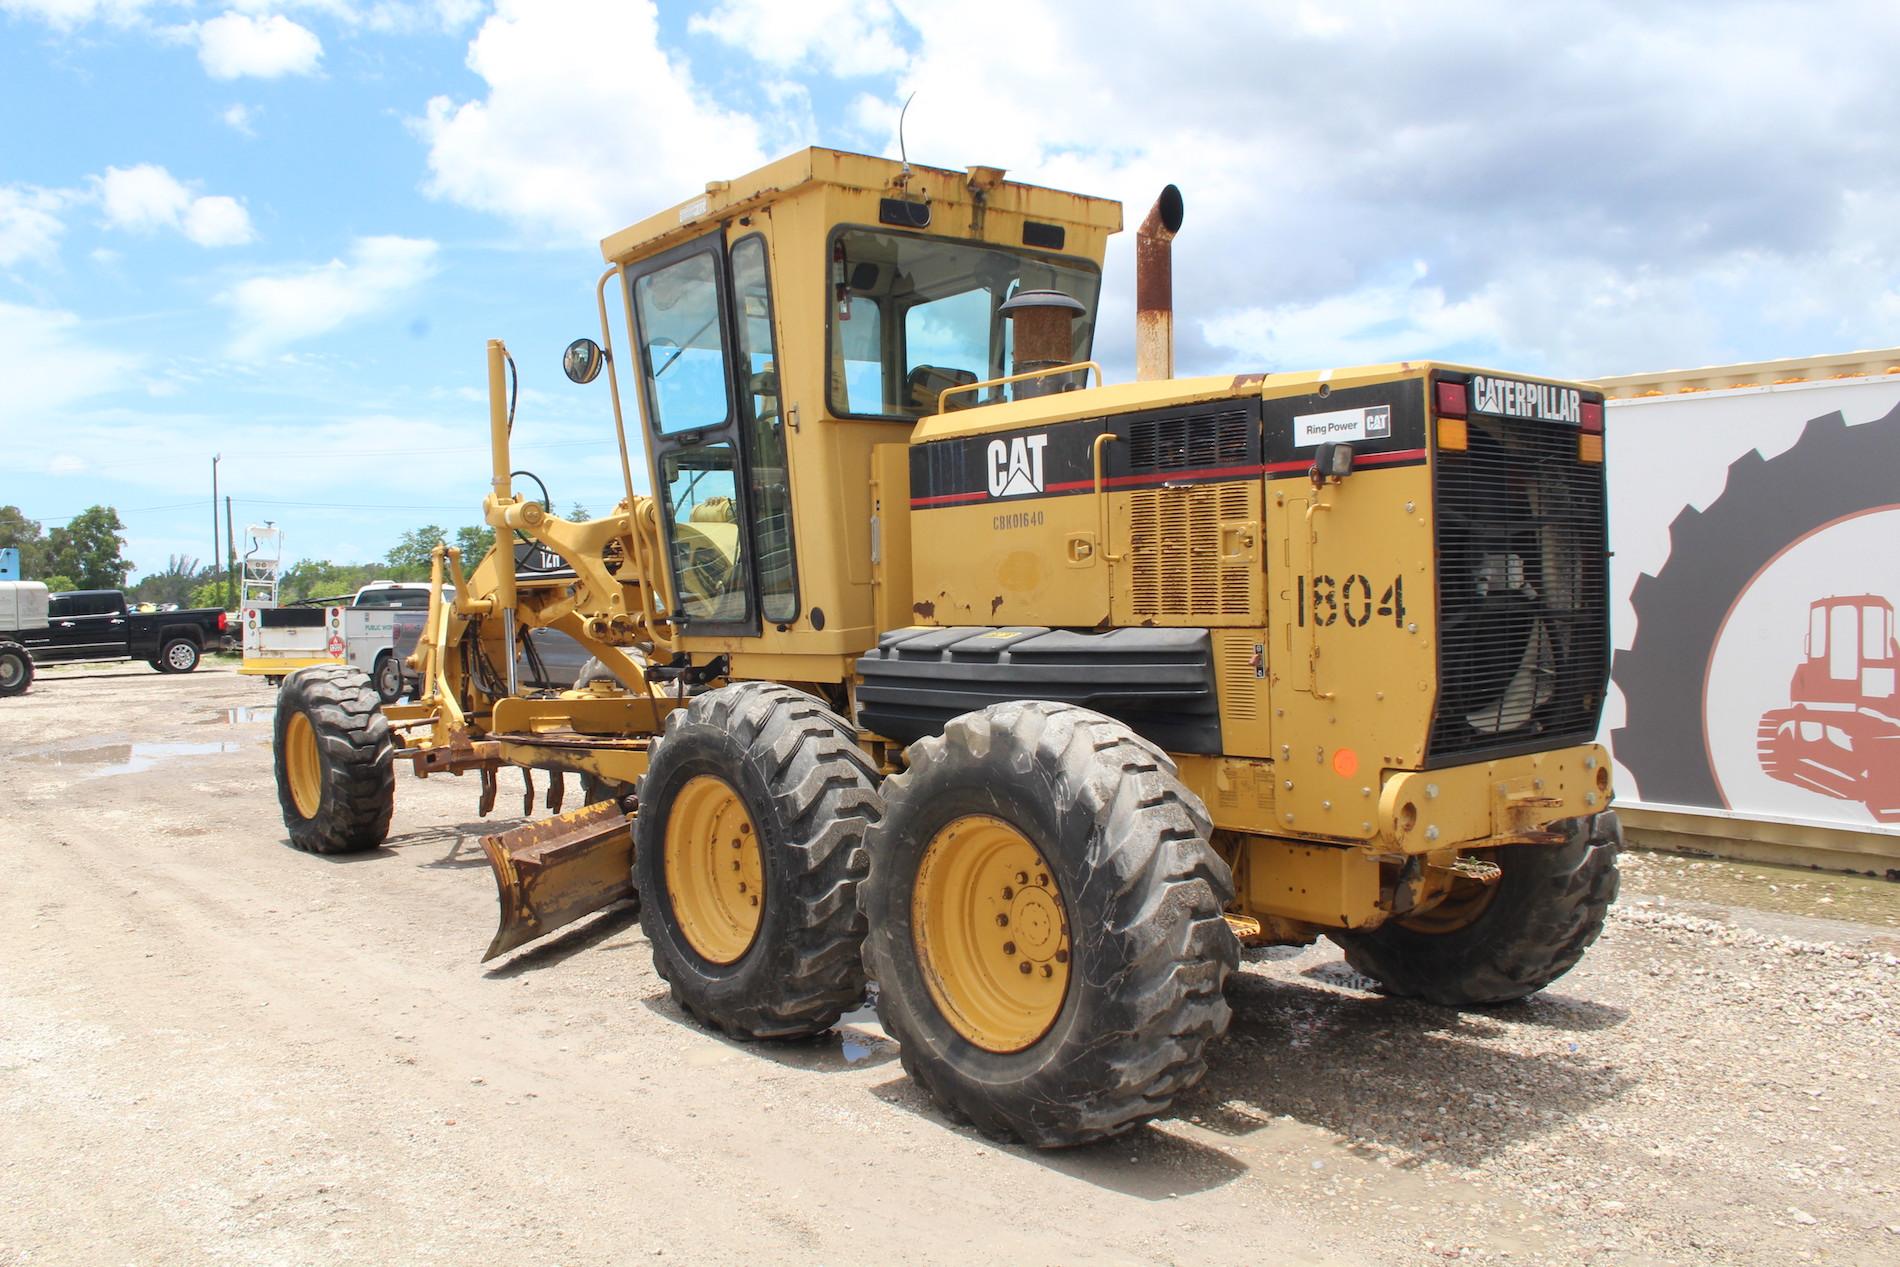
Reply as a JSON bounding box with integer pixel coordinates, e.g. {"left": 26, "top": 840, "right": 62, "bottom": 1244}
{"left": 480, "top": 800, "right": 635, "bottom": 962}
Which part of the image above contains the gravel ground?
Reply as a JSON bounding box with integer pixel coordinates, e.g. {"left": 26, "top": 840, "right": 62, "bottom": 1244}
{"left": 2, "top": 663, "right": 1896, "bottom": 1266}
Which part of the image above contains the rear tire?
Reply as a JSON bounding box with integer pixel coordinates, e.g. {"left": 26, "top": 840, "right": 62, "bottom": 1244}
{"left": 156, "top": 637, "right": 200, "bottom": 674}
{"left": 861, "top": 701, "right": 1238, "bottom": 1148}
{"left": 0, "top": 641, "right": 32, "bottom": 697}
{"left": 635, "top": 682, "right": 881, "bottom": 1039}
{"left": 373, "top": 652, "right": 403, "bottom": 704}
{"left": 273, "top": 666, "right": 395, "bottom": 855}
{"left": 1329, "top": 811, "right": 1622, "bottom": 1006}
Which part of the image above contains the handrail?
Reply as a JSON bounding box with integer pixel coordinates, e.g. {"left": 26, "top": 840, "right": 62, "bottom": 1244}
{"left": 1091, "top": 432, "right": 1125, "bottom": 565}
{"left": 936, "top": 361, "right": 1103, "bottom": 414}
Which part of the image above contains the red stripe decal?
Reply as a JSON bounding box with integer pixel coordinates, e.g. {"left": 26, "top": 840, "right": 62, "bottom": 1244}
{"left": 1356, "top": 447, "right": 1428, "bottom": 466}
{"left": 908, "top": 488, "right": 993, "bottom": 508}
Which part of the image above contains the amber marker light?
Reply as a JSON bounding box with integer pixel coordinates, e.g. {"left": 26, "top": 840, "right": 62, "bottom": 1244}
{"left": 1332, "top": 747, "right": 1360, "bottom": 778}
{"left": 1578, "top": 433, "right": 1604, "bottom": 463}
{"left": 1437, "top": 417, "right": 1468, "bottom": 451}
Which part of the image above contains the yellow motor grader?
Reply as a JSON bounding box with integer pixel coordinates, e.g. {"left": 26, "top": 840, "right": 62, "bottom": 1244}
{"left": 270, "top": 148, "right": 1620, "bottom": 1147}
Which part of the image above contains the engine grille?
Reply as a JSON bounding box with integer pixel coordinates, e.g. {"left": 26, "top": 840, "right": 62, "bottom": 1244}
{"left": 1427, "top": 413, "right": 1609, "bottom": 764}
{"left": 1128, "top": 483, "right": 1257, "bottom": 619}
{"left": 1128, "top": 408, "right": 1252, "bottom": 472}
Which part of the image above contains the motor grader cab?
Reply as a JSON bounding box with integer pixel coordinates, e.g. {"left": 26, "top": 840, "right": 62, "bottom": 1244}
{"left": 269, "top": 147, "right": 1622, "bottom": 1147}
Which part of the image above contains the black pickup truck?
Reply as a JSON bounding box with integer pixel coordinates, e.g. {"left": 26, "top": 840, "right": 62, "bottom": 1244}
{"left": 16, "top": 589, "right": 229, "bottom": 674}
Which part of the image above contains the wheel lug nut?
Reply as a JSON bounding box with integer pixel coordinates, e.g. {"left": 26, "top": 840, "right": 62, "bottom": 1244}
{"left": 749, "top": 895, "right": 759, "bottom": 907}
{"left": 1055, "top": 948, "right": 1069, "bottom": 964}
{"left": 1015, "top": 871, "right": 1028, "bottom": 884}
{"left": 1018, "top": 961, "right": 1032, "bottom": 975}
{"left": 995, "top": 914, "right": 1009, "bottom": 927}
{"left": 1002, "top": 941, "right": 1016, "bottom": 955}
{"left": 1002, "top": 886, "right": 1014, "bottom": 900}
{"left": 1041, "top": 964, "right": 1053, "bottom": 978}
{"left": 737, "top": 882, "right": 747, "bottom": 893}
{"left": 1037, "top": 873, "right": 1048, "bottom": 887}
{"left": 731, "top": 860, "right": 740, "bottom": 871}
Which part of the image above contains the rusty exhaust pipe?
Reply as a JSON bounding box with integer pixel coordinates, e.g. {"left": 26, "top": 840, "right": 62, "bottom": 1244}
{"left": 1135, "top": 184, "right": 1184, "bottom": 382}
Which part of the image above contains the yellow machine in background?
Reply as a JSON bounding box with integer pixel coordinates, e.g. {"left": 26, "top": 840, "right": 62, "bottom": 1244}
{"left": 269, "top": 148, "right": 1621, "bottom": 1147}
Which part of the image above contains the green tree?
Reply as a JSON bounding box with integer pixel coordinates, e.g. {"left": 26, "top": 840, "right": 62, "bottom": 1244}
{"left": 43, "top": 506, "right": 131, "bottom": 590}
{"left": 384, "top": 525, "right": 447, "bottom": 579}
{"left": 0, "top": 505, "right": 46, "bottom": 576}
{"left": 39, "top": 574, "right": 77, "bottom": 594}
{"left": 567, "top": 501, "right": 591, "bottom": 521}
{"left": 454, "top": 523, "right": 495, "bottom": 563}
{"left": 281, "top": 559, "right": 383, "bottom": 603}
{"left": 131, "top": 554, "right": 203, "bottom": 607}
{"left": 188, "top": 579, "right": 228, "bottom": 609}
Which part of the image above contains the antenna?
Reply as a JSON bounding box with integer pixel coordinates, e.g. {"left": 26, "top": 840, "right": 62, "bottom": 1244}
{"left": 897, "top": 91, "right": 917, "bottom": 179}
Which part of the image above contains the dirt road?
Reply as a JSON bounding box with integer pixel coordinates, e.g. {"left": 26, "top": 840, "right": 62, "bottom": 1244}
{"left": 3, "top": 666, "right": 1897, "bottom": 1266}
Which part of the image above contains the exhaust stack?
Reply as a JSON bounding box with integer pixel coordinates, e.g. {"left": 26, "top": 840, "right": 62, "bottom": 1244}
{"left": 1134, "top": 185, "right": 1184, "bottom": 382}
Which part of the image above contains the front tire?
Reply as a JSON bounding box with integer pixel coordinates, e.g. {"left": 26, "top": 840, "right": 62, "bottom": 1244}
{"left": 861, "top": 701, "right": 1237, "bottom": 1148}
{"left": 634, "top": 682, "right": 881, "bottom": 1039}
{"left": 273, "top": 666, "right": 395, "bottom": 855}
{"left": 1329, "top": 811, "right": 1622, "bottom": 1006}
{"left": 0, "top": 641, "right": 32, "bottom": 697}
{"left": 156, "top": 637, "right": 200, "bottom": 673}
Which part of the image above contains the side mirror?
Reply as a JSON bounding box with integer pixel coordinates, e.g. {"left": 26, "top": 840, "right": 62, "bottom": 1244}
{"left": 563, "top": 338, "right": 607, "bottom": 385}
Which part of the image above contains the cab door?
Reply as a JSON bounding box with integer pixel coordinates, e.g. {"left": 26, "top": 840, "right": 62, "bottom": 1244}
{"left": 626, "top": 231, "right": 760, "bottom": 637}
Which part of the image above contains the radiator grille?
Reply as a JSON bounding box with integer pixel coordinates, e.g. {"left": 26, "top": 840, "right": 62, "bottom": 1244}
{"left": 1428, "top": 415, "right": 1608, "bottom": 764}
{"left": 1128, "top": 408, "right": 1252, "bottom": 472}
{"left": 1128, "top": 484, "right": 1256, "bottom": 619}
{"left": 1217, "top": 635, "right": 1261, "bottom": 721}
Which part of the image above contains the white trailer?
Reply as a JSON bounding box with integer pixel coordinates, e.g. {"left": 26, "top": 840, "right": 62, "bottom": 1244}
{"left": 1597, "top": 347, "right": 1900, "bottom": 875}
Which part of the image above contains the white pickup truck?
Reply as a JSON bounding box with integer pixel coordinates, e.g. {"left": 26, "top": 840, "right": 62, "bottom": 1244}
{"left": 239, "top": 582, "right": 450, "bottom": 701}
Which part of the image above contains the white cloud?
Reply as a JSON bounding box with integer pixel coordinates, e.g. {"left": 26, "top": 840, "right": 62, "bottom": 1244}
{"left": 415, "top": 0, "right": 766, "bottom": 241}
{"left": 221, "top": 235, "right": 439, "bottom": 356}
{"left": 1203, "top": 263, "right": 1505, "bottom": 372}
{"left": 196, "top": 11, "right": 323, "bottom": 80}
{"left": 0, "top": 184, "right": 68, "bottom": 267}
{"left": 221, "top": 102, "right": 257, "bottom": 136}
{"left": 181, "top": 195, "right": 255, "bottom": 247}
{"left": 94, "top": 163, "right": 257, "bottom": 246}
{"left": 762, "top": 0, "right": 1900, "bottom": 378}
{"left": 689, "top": 0, "right": 907, "bottom": 78}
{"left": 0, "top": 300, "right": 143, "bottom": 415}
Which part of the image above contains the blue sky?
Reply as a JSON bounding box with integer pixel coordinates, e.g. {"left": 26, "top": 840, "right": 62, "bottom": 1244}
{"left": 4, "top": 0, "right": 1898, "bottom": 579}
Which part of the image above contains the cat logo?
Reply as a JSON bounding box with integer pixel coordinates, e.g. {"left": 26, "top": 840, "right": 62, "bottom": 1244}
{"left": 986, "top": 433, "right": 1050, "bottom": 498}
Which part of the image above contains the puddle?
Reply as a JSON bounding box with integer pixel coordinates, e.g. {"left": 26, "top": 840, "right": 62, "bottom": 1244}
{"left": 1622, "top": 848, "right": 1899, "bottom": 931}
{"left": 20, "top": 742, "right": 243, "bottom": 778}
{"left": 201, "top": 705, "right": 276, "bottom": 725}
{"left": 833, "top": 1000, "right": 893, "bottom": 1065}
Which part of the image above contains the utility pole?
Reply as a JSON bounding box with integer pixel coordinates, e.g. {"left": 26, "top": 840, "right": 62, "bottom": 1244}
{"left": 211, "top": 454, "right": 221, "bottom": 602}
{"left": 225, "top": 496, "right": 236, "bottom": 610}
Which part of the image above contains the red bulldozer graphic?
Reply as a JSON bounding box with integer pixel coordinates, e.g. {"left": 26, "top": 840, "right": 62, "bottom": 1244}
{"left": 1757, "top": 595, "right": 1900, "bottom": 822}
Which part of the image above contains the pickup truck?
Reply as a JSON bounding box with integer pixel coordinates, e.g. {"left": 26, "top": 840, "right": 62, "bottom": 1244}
{"left": 0, "top": 583, "right": 228, "bottom": 675}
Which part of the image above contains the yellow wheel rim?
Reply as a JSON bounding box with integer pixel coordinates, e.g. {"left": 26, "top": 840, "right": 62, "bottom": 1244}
{"left": 284, "top": 711, "right": 322, "bottom": 820}
{"left": 913, "top": 814, "right": 1070, "bottom": 1053}
{"left": 664, "top": 774, "right": 764, "bottom": 964}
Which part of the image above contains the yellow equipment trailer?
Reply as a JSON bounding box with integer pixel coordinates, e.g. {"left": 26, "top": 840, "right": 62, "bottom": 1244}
{"left": 270, "top": 148, "right": 1621, "bottom": 1147}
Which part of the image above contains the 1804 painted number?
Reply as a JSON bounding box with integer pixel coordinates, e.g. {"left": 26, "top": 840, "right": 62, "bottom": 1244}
{"left": 1296, "top": 574, "right": 1406, "bottom": 628}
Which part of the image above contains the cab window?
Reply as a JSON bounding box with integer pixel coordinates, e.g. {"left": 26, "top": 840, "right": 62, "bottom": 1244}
{"left": 730, "top": 235, "right": 799, "bottom": 624}
{"left": 660, "top": 443, "right": 748, "bottom": 623}
{"left": 826, "top": 228, "right": 1101, "bottom": 419}
{"left": 634, "top": 252, "right": 732, "bottom": 436}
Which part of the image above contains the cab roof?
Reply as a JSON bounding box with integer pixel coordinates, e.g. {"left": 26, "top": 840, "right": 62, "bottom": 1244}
{"left": 599, "top": 147, "right": 1124, "bottom": 267}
